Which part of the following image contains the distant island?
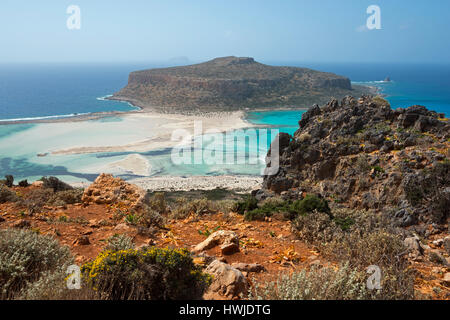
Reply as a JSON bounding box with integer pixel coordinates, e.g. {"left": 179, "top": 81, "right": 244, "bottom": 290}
{"left": 110, "top": 56, "right": 372, "bottom": 113}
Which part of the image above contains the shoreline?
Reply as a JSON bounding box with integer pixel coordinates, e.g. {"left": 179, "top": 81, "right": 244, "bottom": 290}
{"left": 0, "top": 84, "right": 378, "bottom": 126}
{"left": 70, "top": 175, "right": 264, "bottom": 192}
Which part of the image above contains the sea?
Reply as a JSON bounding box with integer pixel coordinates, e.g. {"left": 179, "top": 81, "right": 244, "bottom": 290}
{"left": 0, "top": 62, "right": 449, "bottom": 183}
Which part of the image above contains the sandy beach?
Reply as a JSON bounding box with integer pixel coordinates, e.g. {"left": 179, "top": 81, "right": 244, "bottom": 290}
{"left": 50, "top": 110, "right": 256, "bottom": 156}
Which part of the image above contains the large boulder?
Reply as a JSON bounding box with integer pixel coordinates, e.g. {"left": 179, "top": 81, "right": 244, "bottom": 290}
{"left": 205, "top": 260, "right": 248, "bottom": 298}
{"left": 193, "top": 230, "right": 240, "bottom": 255}
{"left": 82, "top": 173, "right": 147, "bottom": 210}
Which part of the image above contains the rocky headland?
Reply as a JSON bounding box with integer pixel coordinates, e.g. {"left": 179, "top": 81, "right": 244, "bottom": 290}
{"left": 110, "top": 56, "right": 372, "bottom": 113}
{"left": 259, "top": 95, "right": 449, "bottom": 228}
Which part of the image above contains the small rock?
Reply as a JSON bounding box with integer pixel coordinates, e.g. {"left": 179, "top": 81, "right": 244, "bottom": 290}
{"left": 88, "top": 219, "right": 99, "bottom": 228}
{"left": 442, "top": 273, "right": 450, "bottom": 286}
{"left": 220, "top": 242, "right": 240, "bottom": 255}
{"left": 13, "top": 220, "right": 31, "bottom": 229}
{"left": 231, "top": 263, "right": 266, "bottom": 273}
{"left": 429, "top": 250, "right": 447, "bottom": 265}
{"left": 404, "top": 236, "right": 423, "bottom": 256}
{"left": 310, "top": 260, "right": 322, "bottom": 267}
{"left": 75, "top": 255, "right": 85, "bottom": 264}
{"left": 114, "top": 223, "right": 132, "bottom": 231}
{"left": 444, "top": 236, "right": 450, "bottom": 255}
{"left": 432, "top": 239, "right": 444, "bottom": 247}
{"left": 432, "top": 267, "right": 442, "bottom": 274}
{"left": 74, "top": 235, "right": 90, "bottom": 246}
{"left": 32, "top": 181, "right": 44, "bottom": 187}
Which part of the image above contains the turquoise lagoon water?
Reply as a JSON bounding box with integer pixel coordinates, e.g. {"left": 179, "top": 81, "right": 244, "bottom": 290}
{"left": 1, "top": 63, "right": 449, "bottom": 183}
{"left": 0, "top": 115, "right": 291, "bottom": 183}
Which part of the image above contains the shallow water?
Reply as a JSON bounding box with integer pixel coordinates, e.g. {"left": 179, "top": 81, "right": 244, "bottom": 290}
{"left": 1, "top": 62, "right": 448, "bottom": 182}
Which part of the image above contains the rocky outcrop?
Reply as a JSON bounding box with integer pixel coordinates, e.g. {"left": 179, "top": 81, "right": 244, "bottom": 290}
{"left": 205, "top": 260, "right": 248, "bottom": 298}
{"left": 82, "top": 173, "right": 147, "bottom": 210}
{"left": 193, "top": 230, "right": 240, "bottom": 255}
{"left": 261, "top": 95, "right": 450, "bottom": 226}
{"left": 111, "top": 56, "right": 370, "bottom": 112}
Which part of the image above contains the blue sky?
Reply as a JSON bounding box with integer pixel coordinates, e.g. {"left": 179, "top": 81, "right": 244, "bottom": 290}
{"left": 1, "top": 0, "right": 449, "bottom": 64}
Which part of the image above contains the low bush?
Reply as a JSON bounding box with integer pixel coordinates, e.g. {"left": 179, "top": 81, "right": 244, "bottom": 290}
{"left": 249, "top": 263, "right": 368, "bottom": 300}
{"left": 0, "top": 185, "right": 18, "bottom": 203}
{"left": 40, "top": 176, "right": 73, "bottom": 192}
{"left": 81, "top": 247, "right": 211, "bottom": 300}
{"left": 171, "top": 198, "right": 217, "bottom": 219}
{"left": 232, "top": 196, "right": 258, "bottom": 215}
{"left": 147, "top": 192, "right": 169, "bottom": 215}
{"left": 48, "top": 189, "right": 84, "bottom": 206}
{"left": 105, "top": 234, "right": 135, "bottom": 251}
{"left": 294, "top": 194, "right": 331, "bottom": 217}
{"left": 5, "top": 175, "right": 14, "bottom": 188}
{"left": 0, "top": 229, "right": 73, "bottom": 299}
{"left": 18, "top": 180, "right": 29, "bottom": 187}
{"left": 292, "top": 208, "right": 414, "bottom": 299}
{"left": 238, "top": 195, "right": 331, "bottom": 221}
{"left": 355, "top": 154, "right": 371, "bottom": 173}
{"left": 20, "top": 188, "right": 53, "bottom": 214}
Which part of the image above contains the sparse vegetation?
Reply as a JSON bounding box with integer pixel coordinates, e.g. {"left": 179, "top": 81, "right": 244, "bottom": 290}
{"left": 249, "top": 263, "right": 369, "bottom": 300}
{"left": 170, "top": 197, "right": 217, "bottom": 219}
{"left": 0, "top": 185, "right": 18, "bottom": 203}
{"left": 81, "top": 247, "right": 211, "bottom": 300}
{"left": 0, "top": 229, "right": 73, "bottom": 299}
{"left": 292, "top": 207, "right": 415, "bottom": 299}
{"left": 5, "top": 175, "right": 14, "bottom": 188}
{"left": 40, "top": 176, "right": 73, "bottom": 192}
{"left": 235, "top": 195, "right": 331, "bottom": 221}
{"left": 105, "top": 234, "right": 135, "bottom": 251}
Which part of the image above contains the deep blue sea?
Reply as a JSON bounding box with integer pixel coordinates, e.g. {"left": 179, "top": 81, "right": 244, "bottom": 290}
{"left": 0, "top": 62, "right": 449, "bottom": 182}
{"left": 1, "top": 63, "right": 449, "bottom": 121}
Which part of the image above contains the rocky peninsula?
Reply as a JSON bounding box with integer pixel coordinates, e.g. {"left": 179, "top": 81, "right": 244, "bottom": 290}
{"left": 110, "top": 56, "right": 371, "bottom": 113}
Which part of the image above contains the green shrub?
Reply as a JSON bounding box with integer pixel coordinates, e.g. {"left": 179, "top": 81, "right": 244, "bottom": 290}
{"left": 0, "top": 229, "right": 73, "bottom": 299}
{"left": 355, "top": 155, "right": 371, "bottom": 173}
{"left": 5, "top": 175, "right": 14, "bottom": 188}
{"left": 0, "top": 185, "right": 18, "bottom": 203}
{"left": 40, "top": 176, "right": 73, "bottom": 192}
{"left": 171, "top": 198, "right": 217, "bottom": 219}
{"left": 18, "top": 180, "right": 29, "bottom": 188}
{"left": 249, "top": 263, "right": 368, "bottom": 300}
{"left": 48, "top": 189, "right": 84, "bottom": 206}
{"left": 20, "top": 188, "right": 53, "bottom": 214}
{"left": 294, "top": 194, "right": 331, "bottom": 217}
{"left": 240, "top": 195, "right": 331, "bottom": 221}
{"left": 293, "top": 211, "right": 339, "bottom": 244}
{"left": 147, "top": 192, "right": 169, "bottom": 215}
{"left": 232, "top": 196, "right": 258, "bottom": 215}
{"left": 81, "top": 247, "right": 211, "bottom": 300}
{"left": 136, "top": 205, "right": 165, "bottom": 228}
{"left": 372, "top": 96, "right": 390, "bottom": 107}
